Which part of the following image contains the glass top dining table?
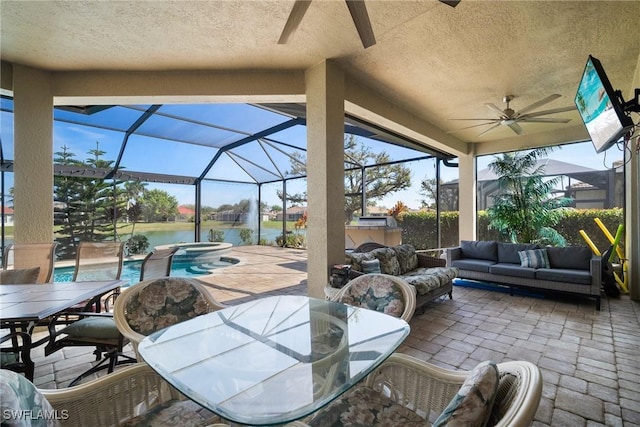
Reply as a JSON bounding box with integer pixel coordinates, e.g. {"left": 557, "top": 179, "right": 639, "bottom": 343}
{"left": 138, "top": 295, "right": 410, "bottom": 426}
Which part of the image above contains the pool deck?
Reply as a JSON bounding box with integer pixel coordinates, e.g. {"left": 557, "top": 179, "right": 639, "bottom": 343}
{"left": 22, "top": 245, "right": 640, "bottom": 426}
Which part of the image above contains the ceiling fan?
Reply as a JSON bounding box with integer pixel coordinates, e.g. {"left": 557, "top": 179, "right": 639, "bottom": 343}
{"left": 278, "top": 0, "right": 461, "bottom": 49}
{"left": 449, "top": 94, "right": 576, "bottom": 137}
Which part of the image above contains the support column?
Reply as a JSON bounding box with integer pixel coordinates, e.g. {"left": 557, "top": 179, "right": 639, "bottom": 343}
{"left": 305, "top": 60, "right": 345, "bottom": 298}
{"left": 458, "top": 147, "right": 476, "bottom": 241}
{"left": 13, "top": 65, "right": 54, "bottom": 243}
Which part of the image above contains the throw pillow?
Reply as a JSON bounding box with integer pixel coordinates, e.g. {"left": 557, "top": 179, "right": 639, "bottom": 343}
{"left": 361, "top": 259, "right": 381, "bottom": 274}
{"left": 518, "top": 249, "right": 550, "bottom": 269}
{"left": 0, "top": 267, "right": 41, "bottom": 284}
{"left": 433, "top": 361, "right": 500, "bottom": 427}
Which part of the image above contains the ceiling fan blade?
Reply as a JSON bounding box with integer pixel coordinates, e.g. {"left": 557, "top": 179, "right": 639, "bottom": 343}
{"left": 447, "top": 122, "right": 498, "bottom": 133}
{"left": 507, "top": 122, "right": 525, "bottom": 135}
{"left": 345, "top": 0, "right": 376, "bottom": 48}
{"left": 520, "top": 105, "right": 577, "bottom": 118}
{"left": 518, "top": 117, "right": 572, "bottom": 123}
{"left": 477, "top": 123, "right": 502, "bottom": 137}
{"left": 439, "top": 0, "right": 461, "bottom": 7}
{"left": 278, "top": 0, "right": 312, "bottom": 44}
{"left": 485, "top": 103, "right": 506, "bottom": 118}
{"left": 449, "top": 118, "right": 501, "bottom": 121}
{"left": 516, "top": 94, "right": 562, "bottom": 115}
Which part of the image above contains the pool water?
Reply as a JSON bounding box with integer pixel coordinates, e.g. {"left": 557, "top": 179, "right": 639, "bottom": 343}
{"left": 54, "top": 257, "right": 238, "bottom": 286}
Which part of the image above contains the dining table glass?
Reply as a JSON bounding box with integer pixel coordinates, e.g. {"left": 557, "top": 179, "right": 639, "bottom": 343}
{"left": 138, "top": 295, "right": 410, "bottom": 426}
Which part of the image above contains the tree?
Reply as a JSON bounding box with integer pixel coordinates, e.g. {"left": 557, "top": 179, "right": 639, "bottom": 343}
{"left": 53, "top": 143, "right": 125, "bottom": 259}
{"left": 139, "top": 189, "right": 178, "bottom": 222}
{"left": 283, "top": 135, "right": 412, "bottom": 223}
{"left": 123, "top": 181, "right": 147, "bottom": 237}
{"left": 486, "top": 148, "right": 572, "bottom": 245}
{"left": 419, "top": 178, "right": 459, "bottom": 211}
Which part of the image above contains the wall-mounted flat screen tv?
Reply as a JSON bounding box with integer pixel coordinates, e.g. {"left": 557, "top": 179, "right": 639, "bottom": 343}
{"left": 574, "top": 55, "right": 633, "bottom": 153}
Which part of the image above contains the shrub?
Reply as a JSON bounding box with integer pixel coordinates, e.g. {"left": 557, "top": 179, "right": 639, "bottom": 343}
{"left": 125, "top": 234, "right": 149, "bottom": 255}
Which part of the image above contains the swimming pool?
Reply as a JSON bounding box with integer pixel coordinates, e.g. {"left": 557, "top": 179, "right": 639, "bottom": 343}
{"left": 53, "top": 256, "right": 239, "bottom": 286}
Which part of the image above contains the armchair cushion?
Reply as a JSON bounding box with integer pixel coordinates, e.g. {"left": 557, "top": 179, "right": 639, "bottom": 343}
{"left": 305, "top": 386, "right": 425, "bottom": 427}
{"left": 0, "top": 267, "right": 40, "bottom": 284}
{"left": 124, "top": 278, "right": 211, "bottom": 336}
{"left": 432, "top": 360, "right": 499, "bottom": 427}
{"left": 0, "top": 369, "right": 59, "bottom": 427}
{"left": 339, "top": 275, "right": 405, "bottom": 318}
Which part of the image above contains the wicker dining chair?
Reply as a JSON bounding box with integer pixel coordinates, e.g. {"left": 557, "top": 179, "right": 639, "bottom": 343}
{"left": 331, "top": 273, "right": 417, "bottom": 322}
{"left": 1, "top": 363, "right": 221, "bottom": 427}
{"left": 1, "top": 242, "right": 57, "bottom": 283}
{"left": 114, "top": 277, "right": 226, "bottom": 359}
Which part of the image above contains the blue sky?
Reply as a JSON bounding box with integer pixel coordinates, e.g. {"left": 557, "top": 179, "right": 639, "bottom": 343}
{"left": 1, "top": 101, "right": 625, "bottom": 211}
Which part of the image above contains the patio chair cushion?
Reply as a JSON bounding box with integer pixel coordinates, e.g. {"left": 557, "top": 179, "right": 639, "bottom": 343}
{"left": 62, "top": 316, "right": 120, "bottom": 340}
{"left": 120, "top": 399, "right": 218, "bottom": 427}
{"left": 0, "top": 267, "right": 40, "bottom": 284}
{"left": 124, "top": 278, "right": 211, "bottom": 336}
{"left": 345, "top": 252, "right": 374, "bottom": 272}
{"left": 432, "top": 360, "right": 500, "bottom": 427}
{"left": 338, "top": 274, "right": 404, "bottom": 318}
{"left": 305, "top": 385, "right": 426, "bottom": 426}
{"left": 0, "top": 369, "right": 59, "bottom": 427}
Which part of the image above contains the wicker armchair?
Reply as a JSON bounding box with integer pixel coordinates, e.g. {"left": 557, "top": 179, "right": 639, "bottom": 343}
{"left": 295, "top": 353, "right": 542, "bottom": 427}
{"left": 331, "top": 273, "right": 417, "bottom": 322}
{"left": 114, "top": 277, "right": 226, "bottom": 359}
{"left": 1, "top": 363, "right": 220, "bottom": 427}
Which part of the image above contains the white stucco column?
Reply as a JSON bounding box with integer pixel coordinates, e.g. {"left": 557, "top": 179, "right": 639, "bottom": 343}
{"left": 305, "top": 60, "right": 345, "bottom": 298}
{"left": 12, "top": 65, "right": 54, "bottom": 243}
{"left": 457, "top": 147, "right": 476, "bottom": 241}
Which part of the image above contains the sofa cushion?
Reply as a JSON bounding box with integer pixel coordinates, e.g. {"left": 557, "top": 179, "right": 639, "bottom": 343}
{"left": 497, "top": 242, "right": 539, "bottom": 264}
{"left": 433, "top": 360, "right": 500, "bottom": 427}
{"left": 393, "top": 244, "right": 419, "bottom": 275}
{"left": 535, "top": 268, "right": 592, "bottom": 285}
{"left": 370, "top": 247, "right": 400, "bottom": 276}
{"left": 451, "top": 259, "right": 496, "bottom": 273}
{"left": 546, "top": 246, "right": 592, "bottom": 270}
{"left": 461, "top": 240, "right": 498, "bottom": 262}
{"left": 361, "top": 259, "right": 381, "bottom": 274}
{"left": 345, "top": 251, "right": 374, "bottom": 272}
{"left": 489, "top": 263, "right": 537, "bottom": 279}
{"left": 518, "top": 249, "right": 550, "bottom": 269}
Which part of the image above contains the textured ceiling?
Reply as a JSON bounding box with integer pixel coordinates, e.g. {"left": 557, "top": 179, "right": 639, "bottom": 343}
{"left": 1, "top": 0, "right": 639, "bottom": 147}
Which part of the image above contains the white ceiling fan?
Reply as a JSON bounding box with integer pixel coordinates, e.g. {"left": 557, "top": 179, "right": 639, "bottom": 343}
{"left": 278, "top": 0, "right": 460, "bottom": 49}
{"left": 449, "top": 94, "right": 576, "bottom": 137}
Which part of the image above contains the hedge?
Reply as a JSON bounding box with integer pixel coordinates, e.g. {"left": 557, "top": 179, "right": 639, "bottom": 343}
{"left": 399, "top": 208, "right": 623, "bottom": 253}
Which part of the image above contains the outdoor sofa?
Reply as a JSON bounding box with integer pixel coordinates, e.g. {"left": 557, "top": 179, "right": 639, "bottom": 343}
{"left": 446, "top": 240, "right": 603, "bottom": 310}
{"left": 344, "top": 242, "right": 458, "bottom": 314}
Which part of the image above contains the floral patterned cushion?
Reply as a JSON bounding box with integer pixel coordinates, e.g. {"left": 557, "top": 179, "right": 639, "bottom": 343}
{"left": 393, "top": 244, "right": 419, "bottom": 275}
{"left": 125, "top": 278, "right": 212, "bottom": 336}
{"left": 305, "top": 386, "right": 425, "bottom": 426}
{"left": 0, "top": 369, "right": 60, "bottom": 427}
{"left": 400, "top": 267, "right": 458, "bottom": 295}
{"left": 345, "top": 252, "right": 375, "bottom": 272}
{"left": 120, "top": 399, "right": 219, "bottom": 426}
{"left": 370, "top": 247, "right": 400, "bottom": 276}
{"left": 340, "top": 275, "right": 404, "bottom": 318}
{"left": 433, "top": 361, "right": 500, "bottom": 427}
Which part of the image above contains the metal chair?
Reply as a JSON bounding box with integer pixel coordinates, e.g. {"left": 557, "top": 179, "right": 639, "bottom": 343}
{"left": 73, "top": 241, "right": 124, "bottom": 283}
{"left": 0, "top": 331, "right": 34, "bottom": 380}
{"left": 2, "top": 242, "right": 57, "bottom": 283}
{"left": 139, "top": 246, "right": 179, "bottom": 281}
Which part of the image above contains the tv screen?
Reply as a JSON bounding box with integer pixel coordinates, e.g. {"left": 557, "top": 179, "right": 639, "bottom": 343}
{"left": 574, "top": 55, "right": 633, "bottom": 153}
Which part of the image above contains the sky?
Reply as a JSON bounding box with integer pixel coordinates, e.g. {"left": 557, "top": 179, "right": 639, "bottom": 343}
{"left": 1, "top": 101, "right": 627, "bottom": 211}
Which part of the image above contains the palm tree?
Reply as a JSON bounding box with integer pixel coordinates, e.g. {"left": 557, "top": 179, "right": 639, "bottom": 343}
{"left": 487, "top": 148, "right": 572, "bottom": 245}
